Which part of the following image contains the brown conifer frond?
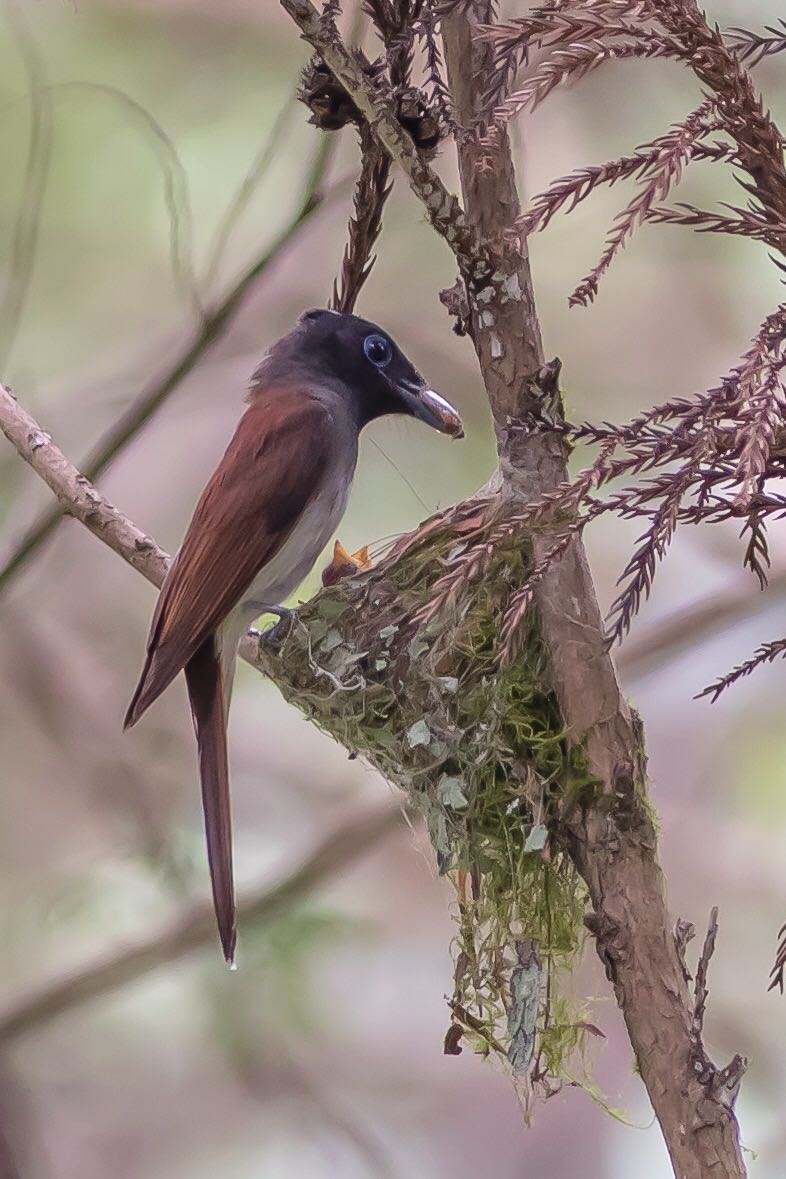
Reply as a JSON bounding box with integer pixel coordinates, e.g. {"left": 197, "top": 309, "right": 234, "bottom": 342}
{"left": 300, "top": 3, "right": 440, "bottom": 149}
{"left": 490, "top": 32, "right": 677, "bottom": 125}
{"left": 365, "top": 0, "right": 425, "bottom": 85}
{"left": 476, "top": 0, "right": 786, "bottom": 276}
{"left": 330, "top": 126, "right": 392, "bottom": 314}
{"left": 740, "top": 507, "right": 771, "bottom": 590}
{"left": 481, "top": 7, "right": 660, "bottom": 120}
{"left": 517, "top": 141, "right": 735, "bottom": 237}
{"left": 769, "top": 921, "right": 786, "bottom": 993}
{"left": 698, "top": 637, "right": 786, "bottom": 703}
{"left": 568, "top": 100, "right": 720, "bottom": 306}
{"left": 417, "top": 5, "right": 456, "bottom": 131}
{"left": 644, "top": 202, "right": 782, "bottom": 246}
{"left": 326, "top": 0, "right": 437, "bottom": 312}
{"left": 422, "top": 299, "right": 786, "bottom": 660}
{"left": 729, "top": 306, "right": 786, "bottom": 505}
{"left": 652, "top": 3, "right": 786, "bottom": 241}
{"left": 728, "top": 21, "right": 786, "bottom": 69}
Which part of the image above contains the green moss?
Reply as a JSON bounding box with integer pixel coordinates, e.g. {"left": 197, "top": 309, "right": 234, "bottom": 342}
{"left": 642, "top": 792, "right": 661, "bottom": 836}
{"left": 269, "top": 517, "right": 599, "bottom": 1093}
{"left": 538, "top": 993, "right": 591, "bottom": 1078}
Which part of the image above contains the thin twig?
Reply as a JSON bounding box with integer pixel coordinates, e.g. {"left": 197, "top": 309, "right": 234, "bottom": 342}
{"left": 43, "top": 80, "right": 201, "bottom": 318}
{"left": 673, "top": 917, "right": 696, "bottom": 986}
{"left": 0, "top": 382, "right": 303, "bottom": 681}
{"left": 693, "top": 906, "right": 719, "bottom": 1039}
{"left": 0, "top": 383, "right": 170, "bottom": 587}
{"left": 201, "top": 94, "right": 297, "bottom": 291}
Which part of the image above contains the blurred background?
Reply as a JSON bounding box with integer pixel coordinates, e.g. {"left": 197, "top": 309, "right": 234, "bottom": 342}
{"left": 0, "top": 1, "right": 784, "bottom": 1175}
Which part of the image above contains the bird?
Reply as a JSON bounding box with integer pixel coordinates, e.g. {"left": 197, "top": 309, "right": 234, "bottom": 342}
{"left": 124, "top": 308, "right": 463, "bottom": 965}
{"left": 321, "top": 539, "right": 372, "bottom": 586}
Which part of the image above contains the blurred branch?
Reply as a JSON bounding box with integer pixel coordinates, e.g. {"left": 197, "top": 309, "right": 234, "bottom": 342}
{"left": 0, "top": 130, "right": 337, "bottom": 595}
{"left": 48, "top": 81, "right": 201, "bottom": 317}
{"left": 0, "top": 1069, "right": 26, "bottom": 1179}
{"left": 0, "top": 802, "right": 403, "bottom": 1042}
{"left": 205, "top": 2, "right": 369, "bottom": 295}
{"left": 0, "top": 385, "right": 407, "bottom": 1050}
{"left": 0, "top": 2, "right": 53, "bottom": 371}
{"left": 618, "top": 572, "right": 786, "bottom": 679}
{"left": 202, "top": 93, "right": 296, "bottom": 291}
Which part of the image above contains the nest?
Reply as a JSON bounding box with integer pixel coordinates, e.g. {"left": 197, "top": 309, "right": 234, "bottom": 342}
{"left": 271, "top": 503, "right": 600, "bottom": 1096}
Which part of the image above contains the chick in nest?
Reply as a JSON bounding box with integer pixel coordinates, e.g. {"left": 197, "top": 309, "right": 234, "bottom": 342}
{"left": 321, "top": 540, "right": 373, "bottom": 587}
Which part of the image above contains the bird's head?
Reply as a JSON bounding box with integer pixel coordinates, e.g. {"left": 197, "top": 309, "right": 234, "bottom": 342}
{"left": 253, "top": 309, "right": 464, "bottom": 438}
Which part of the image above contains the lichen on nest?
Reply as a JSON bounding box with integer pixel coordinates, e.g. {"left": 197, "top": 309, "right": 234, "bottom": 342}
{"left": 269, "top": 508, "right": 599, "bottom": 1095}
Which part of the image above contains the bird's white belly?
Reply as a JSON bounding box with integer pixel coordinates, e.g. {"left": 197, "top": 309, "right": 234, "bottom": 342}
{"left": 238, "top": 456, "right": 354, "bottom": 621}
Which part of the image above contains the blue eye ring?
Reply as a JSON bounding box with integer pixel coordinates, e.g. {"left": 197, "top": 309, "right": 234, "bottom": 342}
{"left": 363, "top": 333, "right": 393, "bottom": 368}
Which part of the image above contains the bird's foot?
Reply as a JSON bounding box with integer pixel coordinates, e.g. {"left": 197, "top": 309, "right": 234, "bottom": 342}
{"left": 259, "top": 606, "right": 296, "bottom": 649}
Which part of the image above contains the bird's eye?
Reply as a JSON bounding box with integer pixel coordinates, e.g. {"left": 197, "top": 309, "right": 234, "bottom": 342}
{"left": 363, "top": 333, "right": 393, "bottom": 368}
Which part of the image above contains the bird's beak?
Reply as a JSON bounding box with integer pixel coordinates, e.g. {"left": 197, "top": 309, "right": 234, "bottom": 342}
{"left": 395, "top": 377, "right": 464, "bottom": 438}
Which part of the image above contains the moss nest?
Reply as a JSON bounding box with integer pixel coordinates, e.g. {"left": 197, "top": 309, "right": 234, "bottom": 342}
{"left": 267, "top": 510, "right": 599, "bottom": 1093}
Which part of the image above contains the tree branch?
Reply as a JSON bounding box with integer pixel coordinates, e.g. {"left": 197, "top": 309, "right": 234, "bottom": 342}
{"left": 0, "top": 384, "right": 169, "bottom": 587}
{"left": 0, "top": 381, "right": 279, "bottom": 683}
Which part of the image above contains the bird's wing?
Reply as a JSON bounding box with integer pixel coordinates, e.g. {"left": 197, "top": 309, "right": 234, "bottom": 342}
{"left": 125, "top": 388, "right": 332, "bottom": 727}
